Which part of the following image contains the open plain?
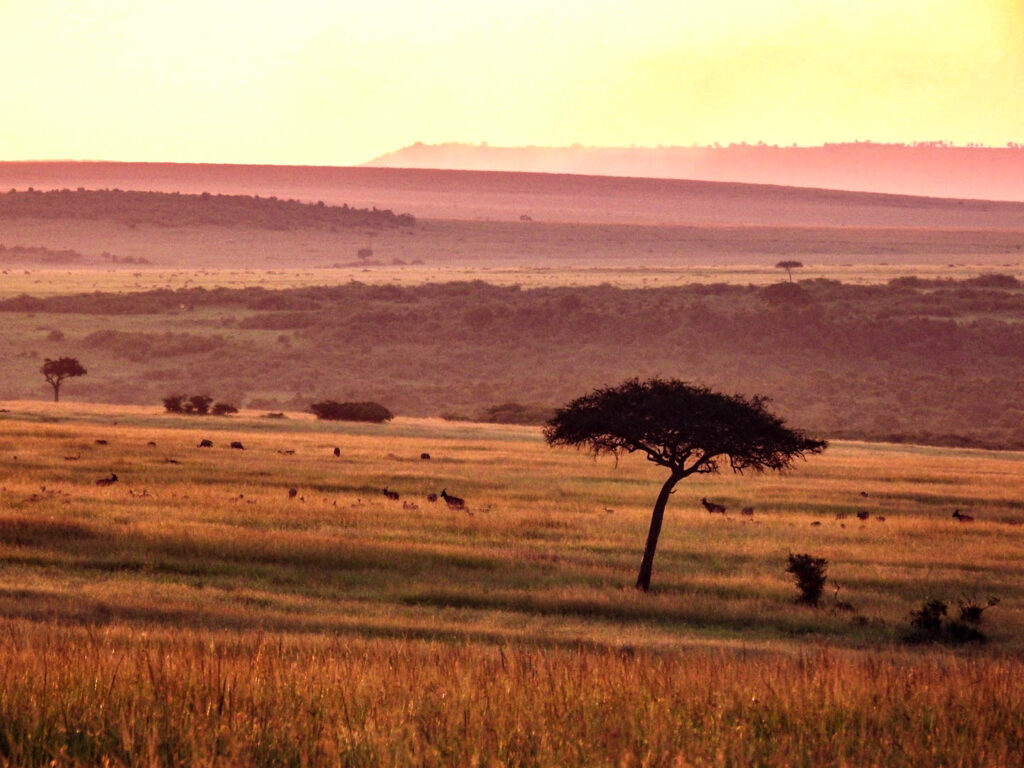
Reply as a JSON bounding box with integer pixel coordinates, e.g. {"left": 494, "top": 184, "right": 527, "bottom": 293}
{"left": 0, "top": 403, "right": 1022, "bottom": 765}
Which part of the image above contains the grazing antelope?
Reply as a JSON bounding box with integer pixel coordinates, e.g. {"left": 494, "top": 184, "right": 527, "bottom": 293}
{"left": 94, "top": 439, "right": 108, "bottom": 445}
{"left": 198, "top": 439, "right": 213, "bottom": 448}
{"left": 382, "top": 487, "right": 400, "bottom": 501}
{"left": 952, "top": 509, "right": 974, "bottom": 522}
{"left": 856, "top": 510, "right": 870, "bottom": 521}
{"left": 420, "top": 452, "right": 431, "bottom": 460}
{"left": 440, "top": 489, "right": 465, "bottom": 510}
{"left": 701, "top": 497, "right": 726, "bottom": 514}
{"left": 740, "top": 507, "right": 754, "bottom": 517}
{"left": 230, "top": 441, "right": 245, "bottom": 450}
{"left": 95, "top": 473, "right": 118, "bottom": 486}
{"left": 426, "top": 493, "right": 438, "bottom": 503}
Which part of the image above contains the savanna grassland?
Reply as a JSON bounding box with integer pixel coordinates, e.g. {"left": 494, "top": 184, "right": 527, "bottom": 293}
{"left": 2, "top": 178, "right": 1024, "bottom": 765}
{"left": 0, "top": 404, "right": 1023, "bottom": 765}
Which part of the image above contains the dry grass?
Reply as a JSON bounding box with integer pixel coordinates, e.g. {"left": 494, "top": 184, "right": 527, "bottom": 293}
{"left": 0, "top": 406, "right": 1022, "bottom": 765}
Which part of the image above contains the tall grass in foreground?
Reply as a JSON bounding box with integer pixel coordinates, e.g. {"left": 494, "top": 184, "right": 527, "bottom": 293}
{"left": 0, "top": 623, "right": 1021, "bottom": 768}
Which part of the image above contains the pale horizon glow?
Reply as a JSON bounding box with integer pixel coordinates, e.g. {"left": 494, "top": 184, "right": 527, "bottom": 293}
{"left": 2, "top": 0, "right": 1022, "bottom": 166}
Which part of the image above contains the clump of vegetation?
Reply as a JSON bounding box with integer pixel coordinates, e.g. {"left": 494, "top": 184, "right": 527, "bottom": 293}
{"left": 903, "top": 596, "right": 997, "bottom": 645}
{"left": 163, "top": 394, "right": 237, "bottom": 416}
{"left": 0, "top": 188, "right": 415, "bottom": 229}
{"left": 478, "top": 402, "right": 554, "bottom": 425}
{"left": 786, "top": 553, "right": 829, "bottom": 606}
{"left": 309, "top": 400, "right": 393, "bottom": 423}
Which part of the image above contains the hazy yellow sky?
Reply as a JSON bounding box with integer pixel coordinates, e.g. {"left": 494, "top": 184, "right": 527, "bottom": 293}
{"left": 2, "top": 0, "right": 1022, "bottom": 165}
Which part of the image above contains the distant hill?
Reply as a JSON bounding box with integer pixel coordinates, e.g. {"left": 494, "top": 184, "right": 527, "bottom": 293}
{"left": 365, "top": 142, "right": 1024, "bottom": 203}
{"left": 3, "top": 161, "right": 1024, "bottom": 227}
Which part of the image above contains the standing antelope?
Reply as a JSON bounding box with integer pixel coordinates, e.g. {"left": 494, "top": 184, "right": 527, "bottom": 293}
{"left": 701, "top": 497, "right": 726, "bottom": 514}
{"left": 440, "top": 489, "right": 465, "bottom": 510}
{"left": 952, "top": 509, "right": 974, "bottom": 522}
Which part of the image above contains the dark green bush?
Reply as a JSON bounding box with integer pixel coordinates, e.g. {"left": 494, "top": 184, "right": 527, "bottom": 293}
{"left": 309, "top": 400, "right": 393, "bottom": 423}
{"left": 786, "top": 553, "right": 828, "bottom": 606}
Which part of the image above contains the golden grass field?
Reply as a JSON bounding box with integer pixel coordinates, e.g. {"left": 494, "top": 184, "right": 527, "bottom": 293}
{"left": 0, "top": 401, "right": 1022, "bottom": 765}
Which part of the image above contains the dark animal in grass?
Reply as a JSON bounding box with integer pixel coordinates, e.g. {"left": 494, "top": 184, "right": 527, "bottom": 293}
{"left": 230, "top": 441, "right": 245, "bottom": 450}
{"left": 952, "top": 509, "right": 974, "bottom": 522}
{"left": 426, "top": 493, "right": 438, "bottom": 503}
{"left": 95, "top": 473, "right": 118, "bottom": 486}
{"left": 420, "top": 452, "right": 431, "bottom": 460}
{"left": 382, "top": 487, "right": 400, "bottom": 500}
{"left": 147, "top": 441, "right": 157, "bottom": 447}
{"left": 333, "top": 447, "right": 341, "bottom": 457}
{"left": 701, "top": 497, "right": 726, "bottom": 514}
{"left": 741, "top": 506, "right": 754, "bottom": 516}
{"left": 95, "top": 439, "right": 108, "bottom": 445}
{"left": 288, "top": 488, "right": 298, "bottom": 499}
{"left": 856, "top": 510, "right": 870, "bottom": 521}
{"left": 198, "top": 439, "right": 213, "bottom": 448}
{"left": 440, "top": 489, "right": 465, "bottom": 510}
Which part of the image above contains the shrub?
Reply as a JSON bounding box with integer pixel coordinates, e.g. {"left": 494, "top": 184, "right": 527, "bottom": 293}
{"left": 309, "top": 400, "right": 393, "bottom": 423}
{"left": 162, "top": 394, "right": 187, "bottom": 413}
{"left": 479, "top": 402, "right": 555, "bottom": 425}
{"left": 184, "top": 395, "right": 213, "bottom": 415}
{"left": 786, "top": 553, "right": 828, "bottom": 606}
{"left": 903, "top": 597, "right": 992, "bottom": 645}
{"left": 211, "top": 402, "right": 238, "bottom": 416}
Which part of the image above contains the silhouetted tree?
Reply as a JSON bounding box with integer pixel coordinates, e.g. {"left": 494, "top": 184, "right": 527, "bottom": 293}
{"left": 775, "top": 260, "right": 804, "bottom": 282}
{"left": 545, "top": 378, "right": 826, "bottom": 591}
{"left": 41, "top": 357, "right": 87, "bottom": 402}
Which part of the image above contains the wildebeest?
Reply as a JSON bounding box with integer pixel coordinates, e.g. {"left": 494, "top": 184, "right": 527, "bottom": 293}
{"left": 333, "top": 447, "right": 341, "bottom": 457}
{"left": 740, "top": 506, "right": 754, "bottom": 516}
{"left": 420, "top": 452, "right": 431, "bottom": 460}
{"left": 95, "top": 472, "right": 118, "bottom": 486}
{"left": 198, "top": 439, "right": 213, "bottom": 448}
{"left": 952, "top": 509, "right": 974, "bottom": 522}
{"left": 382, "top": 487, "right": 400, "bottom": 500}
{"left": 701, "top": 497, "right": 726, "bottom": 514}
{"left": 440, "top": 489, "right": 465, "bottom": 510}
{"left": 230, "top": 441, "right": 245, "bottom": 450}
{"left": 856, "top": 510, "right": 870, "bottom": 521}
{"left": 94, "top": 439, "right": 108, "bottom": 446}
{"left": 426, "top": 493, "right": 438, "bottom": 503}
{"left": 288, "top": 487, "right": 298, "bottom": 499}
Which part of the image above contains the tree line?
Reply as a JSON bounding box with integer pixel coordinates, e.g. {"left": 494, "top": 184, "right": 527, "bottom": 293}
{"left": 0, "top": 189, "right": 416, "bottom": 230}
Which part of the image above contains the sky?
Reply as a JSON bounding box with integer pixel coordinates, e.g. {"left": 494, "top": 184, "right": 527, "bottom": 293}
{"left": 2, "top": 0, "right": 1022, "bottom": 166}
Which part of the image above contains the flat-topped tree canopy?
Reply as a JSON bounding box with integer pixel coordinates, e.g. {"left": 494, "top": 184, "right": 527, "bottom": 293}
{"left": 544, "top": 378, "right": 825, "bottom": 477}
{"left": 545, "top": 378, "right": 827, "bottom": 590}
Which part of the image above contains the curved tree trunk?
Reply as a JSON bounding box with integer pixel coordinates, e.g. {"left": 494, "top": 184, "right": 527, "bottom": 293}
{"left": 635, "top": 471, "right": 682, "bottom": 591}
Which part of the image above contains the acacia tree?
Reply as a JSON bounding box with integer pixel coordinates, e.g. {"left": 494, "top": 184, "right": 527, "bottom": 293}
{"left": 41, "top": 357, "right": 87, "bottom": 402}
{"left": 545, "top": 378, "right": 826, "bottom": 591}
{"left": 775, "top": 260, "right": 804, "bottom": 282}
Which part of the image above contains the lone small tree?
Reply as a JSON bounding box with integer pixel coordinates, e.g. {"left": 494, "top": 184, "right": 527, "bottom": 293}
{"left": 545, "top": 378, "right": 826, "bottom": 591}
{"left": 775, "top": 260, "right": 804, "bottom": 282}
{"left": 41, "top": 357, "right": 87, "bottom": 402}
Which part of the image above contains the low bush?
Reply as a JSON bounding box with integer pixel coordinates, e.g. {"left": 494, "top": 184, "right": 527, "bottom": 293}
{"left": 309, "top": 400, "right": 393, "bottom": 423}
{"left": 786, "top": 553, "right": 828, "bottom": 606}
{"left": 903, "top": 597, "right": 993, "bottom": 645}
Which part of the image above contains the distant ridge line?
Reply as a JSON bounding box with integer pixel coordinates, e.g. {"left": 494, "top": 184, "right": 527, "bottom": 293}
{"left": 364, "top": 142, "right": 1024, "bottom": 203}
